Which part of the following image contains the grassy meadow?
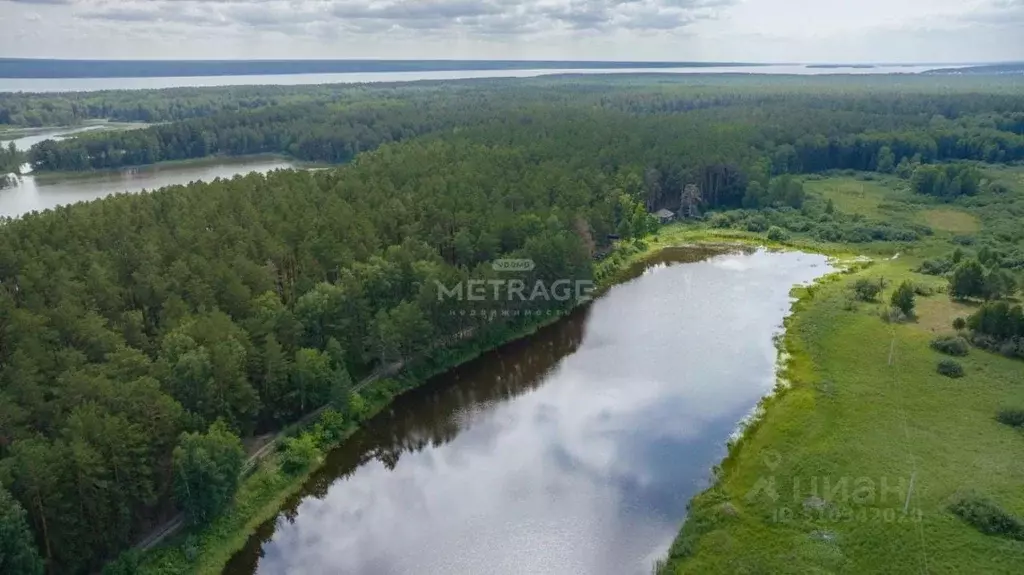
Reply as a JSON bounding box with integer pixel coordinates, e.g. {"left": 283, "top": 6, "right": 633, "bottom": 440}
{"left": 661, "top": 165, "right": 1024, "bottom": 574}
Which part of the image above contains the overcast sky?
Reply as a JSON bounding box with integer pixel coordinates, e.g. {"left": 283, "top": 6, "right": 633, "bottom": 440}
{"left": 1, "top": 0, "right": 1022, "bottom": 63}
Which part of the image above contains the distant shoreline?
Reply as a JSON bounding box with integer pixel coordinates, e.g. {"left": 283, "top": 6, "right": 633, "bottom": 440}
{"left": 27, "top": 153, "right": 309, "bottom": 182}
{"left": 0, "top": 59, "right": 769, "bottom": 79}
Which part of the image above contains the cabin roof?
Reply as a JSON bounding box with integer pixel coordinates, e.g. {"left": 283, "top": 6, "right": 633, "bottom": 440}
{"left": 654, "top": 208, "right": 676, "bottom": 218}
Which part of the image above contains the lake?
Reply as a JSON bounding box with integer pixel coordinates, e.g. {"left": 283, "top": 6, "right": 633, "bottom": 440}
{"left": 0, "top": 65, "right": 951, "bottom": 93}
{"left": 0, "top": 125, "right": 302, "bottom": 218}
{"left": 224, "top": 246, "right": 832, "bottom": 575}
{"left": 0, "top": 155, "right": 297, "bottom": 219}
{"left": 1, "top": 125, "right": 122, "bottom": 150}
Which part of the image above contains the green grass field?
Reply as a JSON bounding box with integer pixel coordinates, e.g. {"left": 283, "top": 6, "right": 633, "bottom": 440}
{"left": 663, "top": 167, "right": 1024, "bottom": 574}
{"left": 803, "top": 176, "right": 914, "bottom": 218}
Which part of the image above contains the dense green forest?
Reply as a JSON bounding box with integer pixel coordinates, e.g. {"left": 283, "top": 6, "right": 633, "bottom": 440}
{"left": 20, "top": 80, "right": 1024, "bottom": 173}
{"left": 1, "top": 75, "right": 1024, "bottom": 574}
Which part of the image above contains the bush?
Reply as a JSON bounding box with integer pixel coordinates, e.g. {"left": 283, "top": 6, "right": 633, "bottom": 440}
{"left": 814, "top": 223, "right": 843, "bottom": 243}
{"left": 987, "top": 182, "right": 1010, "bottom": 195}
{"left": 998, "top": 337, "right": 1024, "bottom": 359}
{"left": 953, "top": 317, "right": 967, "bottom": 331}
{"left": 880, "top": 307, "right": 904, "bottom": 323}
{"left": 891, "top": 281, "right": 917, "bottom": 317}
{"left": 949, "top": 494, "right": 1024, "bottom": 540}
{"left": 930, "top": 335, "right": 970, "bottom": 357}
{"left": 970, "top": 334, "right": 1024, "bottom": 360}
{"left": 745, "top": 215, "right": 769, "bottom": 233}
{"left": 913, "top": 284, "right": 938, "bottom": 297}
{"left": 280, "top": 435, "right": 322, "bottom": 475}
{"left": 917, "top": 258, "right": 954, "bottom": 276}
{"left": 345, "top": 392, "right": 369, "bottom": 422}
{"left": 766, "top": 226, "right": 789, "bottom": 242}
{"left": 314, "top": 408, "right": 348, "bottom": 447}
{"left": 937, "top": 359, "right": 965, "bottom": 378}
{"left": 852, "top": 278, "right": 882, "bottom": 302}
{"left": 996, "top": 409, "right": 1024, "bottom": 429}
{"left": 707, "top": 212, "right": 732, "bottom": 229}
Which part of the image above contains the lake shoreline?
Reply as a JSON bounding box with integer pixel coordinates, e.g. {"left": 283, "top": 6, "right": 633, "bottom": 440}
{"left": 27, "top": 153, "right": 324, "bottom": 183}
{"left": 1, "top": 154, "right": 307, "bottom": 219}
{"left": 137, "top": 297, "right": 596, "bottom": 574}
{"left": 0, "top": 120, "right": 149, "bottom": 144}
{"left": 135, "top": 224, "right": 841, "bottom": 574}
{"left": 653, "top": 240, "right": 866, "bottom": 572}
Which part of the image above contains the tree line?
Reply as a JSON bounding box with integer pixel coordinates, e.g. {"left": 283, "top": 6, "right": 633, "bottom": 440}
{"left": 0, "top": 114, "right": 714, "bottom": 572}
{"left": 17, "top": 78, "right": 1024, "bottom": 176}
{"left": 6, "top": 74, "right": 1021, "bottom": 129}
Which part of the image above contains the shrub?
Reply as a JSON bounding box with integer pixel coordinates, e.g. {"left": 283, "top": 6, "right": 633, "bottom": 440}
{"left": 987, "top": 182, "right": 1010, "bottom": 195}
{"left": 316, "top": 408, "right": 347, "bottom": 447}
{"left": 913, "top": 284, "right": 939, "bottom": 296}
{"left": 997, "top": 337, "right": 1024, "bottom": 360}
{"left": 766, "top": 226, "right": 789, "bottom": 242}
{"left": 949, "top": 494, "right": 1024, "bottom": 540}
{"left": 707, "top": 212, "right": 732, "bottom": 229}
{"left": 345, "top": 392, "right": 369, "bottom": 422}
{"left": 280, "top": 435, "right": 322, "bottom": 475}
{"left": 880, "top": 307, "right": 904, "bottom": 323}
{"left": 891, "top": 281, "right": 917, "bottom": 317}
{"left": 937, "top": 359, "right": 965, "bottom": 378}
{"left": 970, "top": 333, "right": 1014, "bottom": 357}
{"left": 917, "top": 258, "right": 954, "bottom": 276}
{"left": 996, "top": 409, "right": 1024, "bottom": 429}
{"left": 931, "top": 335, "right": 971, "bottom": 357}
{"left": 852, "top": 278, "right": 882, "bottom": 302}
{"left": 950, "top": 259, "right": 987, "bottom": 300}
{"left": 745, "top": 215, "right": 769, "bottom": 233}
{"left": 953, "top": 317, "right": 967, "bottom": 331}
{"left": 814, "top": 223, "right": 842, "bottom": 242}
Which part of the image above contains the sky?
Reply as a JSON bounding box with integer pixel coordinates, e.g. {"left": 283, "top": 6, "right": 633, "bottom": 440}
{"left": 1, "top": 0, "right": 1022, "bottom": 63}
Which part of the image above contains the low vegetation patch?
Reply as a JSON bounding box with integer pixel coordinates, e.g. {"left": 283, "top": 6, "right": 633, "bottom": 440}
{"left": 949, "top": 494, "right": 1024, "bottom": 541}
{"left": 852, "top": 278, "right": 883, "bottom": 302}
{"left": 937, "top": 359, "right": 966, "bottom": 378}
{"left": 966, "top": 301, "right": 1024, "bottom": 359}
{"left": 921, "top": 209, "right": 981, "bottom": 234}
{"left": 930, "top": 335, "right": 971, "bottom": 356}
{"left": 766, "top": 225, "right": 789, "bottom": 242}
{"left": 996, "top": 409, "right": 1024, "bottom": 429}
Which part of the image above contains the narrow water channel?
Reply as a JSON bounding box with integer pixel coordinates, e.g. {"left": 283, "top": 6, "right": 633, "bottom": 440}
{"left": 0, "top": 156, "right": 298, "bottom": 218}
{"left": 1, "top": 127, "right": 298, "bottom": 219}
{"left": 224, "top": 246, "right": 831, "bottom": 575}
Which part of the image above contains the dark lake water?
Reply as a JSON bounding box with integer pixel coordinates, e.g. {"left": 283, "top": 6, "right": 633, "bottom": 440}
{"left": 224, "top": 246, "right": 831, "bottom": 575}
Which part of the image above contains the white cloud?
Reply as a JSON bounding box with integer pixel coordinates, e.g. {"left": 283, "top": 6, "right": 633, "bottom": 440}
{"left": 0, "top": 0, "right": 1021, "bottom": 61}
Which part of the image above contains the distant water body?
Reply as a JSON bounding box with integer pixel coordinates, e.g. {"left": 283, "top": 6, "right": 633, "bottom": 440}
{"left": 0, "top": 65, "right": 952, "bottom": 93}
